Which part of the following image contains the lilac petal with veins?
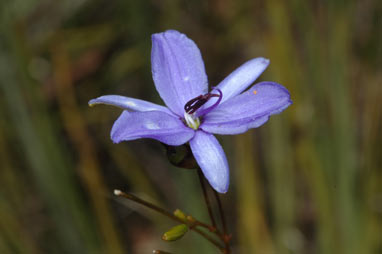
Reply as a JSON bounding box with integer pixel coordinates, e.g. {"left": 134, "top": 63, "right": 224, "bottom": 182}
{"left": 111, "top": 110, "right": 195, "bottom": 146}
{"left": 203, "top": 57, "right": 270, "bottom": 109}
{"left": 89, "top": 95, "right": 173, "bottom": 114}
{"left": 190, "top": 131, "right": 229, "bottom": 193}
{"left": 201, "top": 82, "right": 292, "bottom": 135}
{"left": 151, "top": 30, "right": 208, "bottom": 116}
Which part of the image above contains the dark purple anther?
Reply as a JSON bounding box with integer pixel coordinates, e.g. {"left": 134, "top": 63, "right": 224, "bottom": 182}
{"left": 184, "top": 89, "right": 222, "bottom": 115}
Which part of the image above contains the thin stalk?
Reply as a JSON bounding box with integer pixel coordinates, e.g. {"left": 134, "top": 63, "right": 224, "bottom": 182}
{"left": 213, "top": 190, "right": 231, "bottom": 254}
{"left": 213, "top": 190, "right": 227, "bottom": 236}
{"left": 194, "top": 220, "right": 222, "bottom": 235}
{"left": 197, "top": 169, "right": 217, "bottom": 228}
{"left": 114, "top": 190, "right": 224, "bottom": 251}
{"left": 153, "top": 250, "right": 174, "bottom": 254}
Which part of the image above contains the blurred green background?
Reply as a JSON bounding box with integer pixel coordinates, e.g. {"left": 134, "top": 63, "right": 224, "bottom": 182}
{"left": 0, "top": 0, "right": 381, "bottom": 253}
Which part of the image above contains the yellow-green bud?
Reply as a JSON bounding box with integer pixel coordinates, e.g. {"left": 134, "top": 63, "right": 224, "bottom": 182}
{"left": 173, "top": 209, "right": 187, "bottom": 221}
{"left": 186, "top": 215, "right": 196, "bottom": 223}
{"left": 162, "top": 224, "right": 188, "bottom": 241}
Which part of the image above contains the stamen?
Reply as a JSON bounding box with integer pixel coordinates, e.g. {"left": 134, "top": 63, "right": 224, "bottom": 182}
{"left": 184, "top": 89, "right": 222, "bottom": 116}
{"left": 184, "top": 95, "right": 205, "bottom": 114}
{"left": 194, "top": 89, "right": 222, "bottom": 117}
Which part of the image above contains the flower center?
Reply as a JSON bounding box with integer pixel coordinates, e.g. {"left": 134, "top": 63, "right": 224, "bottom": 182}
{"left": 183, "top": 89, "right": 223, "bottom": 130}
{"left": 184, "top": 112, "right": 200, "bottom": 130}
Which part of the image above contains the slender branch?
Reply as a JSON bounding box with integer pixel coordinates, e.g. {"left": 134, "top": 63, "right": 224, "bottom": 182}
{"left": 191, "top": 226, "right": 223, "bottom": 251}
{"left": 197, "top": 169, "right": 217, "bottom": 228}
{"left": 213, "top": 190, "right": 231, "bottom": 254}
{"left": 153, "top": 250, "right": 174, "bottom": 254}
{"left": 188, "top": 217, "right": 227, "bottom": 244}
{"left": 197, "top": 170, "right": 231, "bottom": 254}
{"left": 213, "top": 190, "right": 227, "bottom": 235}
{"left": 194, "top": 220, "right": 220, "bottom": 234}
{"left": 114, "top": 190, "right": 224, "bottom": 251}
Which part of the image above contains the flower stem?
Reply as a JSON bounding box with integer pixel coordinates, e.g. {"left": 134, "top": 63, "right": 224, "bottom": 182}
{"left": 197, "top": 170, "right": 231, "bottom": 253}
{"left": 197, "top": 169, "right": 217, "bottom": 229}
{"left": 114, "top": 190, "right": 224, "bottom": 251}
{"left": 153, "top": 250, "right": 174, "bottom": 254}
{"left": 213, "top": 190, "right": 231, "bottom": 253}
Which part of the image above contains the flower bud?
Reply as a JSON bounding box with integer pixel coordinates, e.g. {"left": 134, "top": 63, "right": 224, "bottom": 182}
{"left": 162, "top": 224, "right": 188, "bottom": 241}
{"left": 173, "top": 209, "right": 187, "bottom": 221}
{"left": 164, "top": 144, "right": 198, "bottom": 169}
{"left": 186, "top": 215, "right": 196, "bottom": 223}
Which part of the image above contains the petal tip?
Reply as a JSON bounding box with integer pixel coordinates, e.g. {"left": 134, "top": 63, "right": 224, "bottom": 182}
{"left": 152, "top": 29, "right": 192, "bottom": 48}
{"left": 152, "top": 29, "right": 182, "bottom": 41}
{"left": 211, "top": 174, "right": 229, "bottom": 193}
{"left": 151, "top": 32, "right": 163, "bottom": 43}
{"left": 110, "top": 132, "right": 121, "bottom": 144}
{"left": 88, "top": 98, "right": 97, "bottom": 107}
{"left": 164, "top": 29, "right": 181, "bottom": 36}
{"left": 261, "top": 57, "right": 270, "bottom": 64}
{"left": 255, "top": 57, "right": 270, "bottom": 69}
{"left": 214, "top": 184, "right": 229, "bottom": 194}
{"left": 251, "top": 57, "right": 270, "bottom": 66}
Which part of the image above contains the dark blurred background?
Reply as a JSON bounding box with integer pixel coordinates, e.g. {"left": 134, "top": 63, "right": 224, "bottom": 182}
{"left": 0, "top": 0, "right": 381, "bottom": 253}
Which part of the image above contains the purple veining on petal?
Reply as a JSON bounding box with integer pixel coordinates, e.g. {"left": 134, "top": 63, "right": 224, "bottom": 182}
{"left": 111, "top": 110, "right": 195, "bottom": 146}
{"left": 201, "top": 82, "right": 292, "bottom": 135}
{"left": 89, "top": 95, "right": 173, "bottom": 114}
{"left": 189, "top": 131, "right": 229, "bottom": 193}
{"left": 151, "top": 30, "right": 208, "bottom": 116}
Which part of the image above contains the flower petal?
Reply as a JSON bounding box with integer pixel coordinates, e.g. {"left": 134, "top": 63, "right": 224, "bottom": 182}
{"left": 204, "top": 58, "right": 269, "bottom": 109}
{"left": 151, "top": 30, "right": 208, "bottom": 116}
{"left": 89, "top": 95, "right": 173, "bottom": 114}
{"left": 190, "top": 131, "right": 229, "bottom": 193}
{"left": 201, "top": 82, "right": 292, "bottom": 135}
{"left": 111, "top": 110, "right": 194, "bottom": 146}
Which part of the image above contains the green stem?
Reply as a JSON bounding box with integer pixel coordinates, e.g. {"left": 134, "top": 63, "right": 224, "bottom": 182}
{"left": 213, "top": 190, "right": 231, "bottom": 253}
{"left": 197, "top": 169, "right": 217, "bottom": 228}
{"left": 114, "top": 190, "right": 224, "bottom": 251}
{"left": 153, "top": 250, "right": 174, "bottom": 254}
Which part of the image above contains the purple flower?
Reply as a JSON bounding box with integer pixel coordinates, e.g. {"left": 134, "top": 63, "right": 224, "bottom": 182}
{"left": 89, "top": 30, "right": 292, "bottom": 193}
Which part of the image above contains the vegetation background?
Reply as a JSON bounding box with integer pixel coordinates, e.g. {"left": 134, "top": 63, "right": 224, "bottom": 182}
{"left": 0, "top": 0, "right": 381, "bottom": 253}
